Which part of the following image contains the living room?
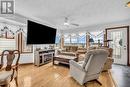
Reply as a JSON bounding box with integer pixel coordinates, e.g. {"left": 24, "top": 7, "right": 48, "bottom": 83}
{"left": 0, "top": 0, "right": 130, "bottom": 87}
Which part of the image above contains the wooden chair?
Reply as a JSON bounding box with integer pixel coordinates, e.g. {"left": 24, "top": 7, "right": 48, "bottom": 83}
{"left": 0, "top": 50, "right": 20, "bottom": 87}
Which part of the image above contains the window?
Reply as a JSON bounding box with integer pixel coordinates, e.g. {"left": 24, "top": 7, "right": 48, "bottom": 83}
{"left": 55, "top": 34, "right": 61, "bottom": 44}
{"left": 64, "top": 34, "right": 71, "bottom": 44}
{"left": 64, "top": 32, "right": 86, "bottom": 47}
{"left": 78, "top": 33, "right": 86, "bottom": 43}
{"left": 90, "top": 31, "right": 104, "bottom": 43}
{"left": 55, "top": 34, "right": 61, "bottom": 47}
{"left": 71, "top": 33, "right": 78, "bottom": 43}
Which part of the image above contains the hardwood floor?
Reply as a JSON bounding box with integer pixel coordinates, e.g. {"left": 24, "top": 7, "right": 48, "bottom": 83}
{"left": 10, "top": 63, "right": 116, "bottom": 87}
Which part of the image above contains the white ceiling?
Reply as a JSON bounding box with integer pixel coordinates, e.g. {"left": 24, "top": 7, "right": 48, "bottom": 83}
{"left": 8, "top": 0, "right": 130, "bottom": 30}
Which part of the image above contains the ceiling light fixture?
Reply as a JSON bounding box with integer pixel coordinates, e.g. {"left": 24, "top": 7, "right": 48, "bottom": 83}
{"left": 64, "top": 22, "right": 69, "bottom": 26}
{"left": 126, "top": 1, "right": 130, "bottom": 7}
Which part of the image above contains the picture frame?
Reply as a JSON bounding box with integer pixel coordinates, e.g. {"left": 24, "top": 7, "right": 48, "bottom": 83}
{"left": 6, "top": 31, "right": 14, "bottom": 39}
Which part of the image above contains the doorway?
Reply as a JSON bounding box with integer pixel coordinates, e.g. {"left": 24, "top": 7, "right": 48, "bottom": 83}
{"left": 106, "top": 26, "right": 129, "bottom": 65}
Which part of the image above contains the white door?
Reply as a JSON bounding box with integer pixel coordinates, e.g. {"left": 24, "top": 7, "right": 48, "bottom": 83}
{"left": 107, "top": 28, "right": 128, "bottom": 65}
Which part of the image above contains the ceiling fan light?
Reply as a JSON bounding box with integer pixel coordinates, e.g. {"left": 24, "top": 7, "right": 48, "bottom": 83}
{"left": 127, "top": 1, "right": 130, "bottom": 7}
{"left": 64, "top": 22, "right": 69, "bottom": 25}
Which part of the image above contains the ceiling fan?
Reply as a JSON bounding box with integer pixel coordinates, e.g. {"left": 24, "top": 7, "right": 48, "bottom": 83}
{"left": 63, "top": 17, "right": 79, "bottom": 26}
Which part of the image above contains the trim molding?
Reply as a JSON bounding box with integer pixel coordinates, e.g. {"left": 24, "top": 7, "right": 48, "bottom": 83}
{"left": 19, "top": 63, "right": 33, "bottom": 65}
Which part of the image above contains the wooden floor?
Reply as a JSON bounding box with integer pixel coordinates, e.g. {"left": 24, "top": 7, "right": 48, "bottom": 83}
{"left": 10, "top": 63, "right": 116, "bottom": 87}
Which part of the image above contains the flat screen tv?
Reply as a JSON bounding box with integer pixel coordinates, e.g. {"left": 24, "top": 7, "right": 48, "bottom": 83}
{"left": 27, "top": 20, "right": 57, "bottom": 44}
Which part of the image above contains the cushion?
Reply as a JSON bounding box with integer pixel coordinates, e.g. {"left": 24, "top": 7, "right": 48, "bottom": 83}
{"left": 0, "top": 71, "right": 13, "bottom": 85}
{"left": 82, "top": 49, "right": 108, "bottom": 69}
{"left": 82, "top": 52, "right": 92, "bottom": 68}
{"left": 59, "top": 52, "right": 76, "bottom": 56}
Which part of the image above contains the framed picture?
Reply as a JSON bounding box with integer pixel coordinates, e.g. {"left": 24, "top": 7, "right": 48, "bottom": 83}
{"left": 0, "top": 31, "right": 14, "bottom": 39}
{"left": 6, "top": 31, "right": 14, "bottom": 39}
{"left": 20, "top": 33, "right": 33, "bottom": 53}
{"left": 1, "top": 26, "right": 15, "bottom": 39}
{"left": 0, "top": 32, "right": 6, "bottom": 38}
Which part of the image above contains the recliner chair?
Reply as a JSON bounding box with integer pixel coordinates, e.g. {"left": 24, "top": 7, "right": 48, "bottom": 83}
{"left": 69, "top": 49, "right": 108, "bottom": 85}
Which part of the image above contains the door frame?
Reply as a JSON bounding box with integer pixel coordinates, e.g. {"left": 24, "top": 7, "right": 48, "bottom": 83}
{"left": 105, "top": 26, "right": 129, "bottom": 66}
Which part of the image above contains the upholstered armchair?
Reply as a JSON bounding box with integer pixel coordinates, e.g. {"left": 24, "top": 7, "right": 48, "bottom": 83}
{"left": 0, "top": 50, "right": 20, "bottom": 87}
{"left": 69, "top": 49, "right": 108, "bottom": 85}
{"left": 88, "top": 47, "right": 114, "bottom": 71}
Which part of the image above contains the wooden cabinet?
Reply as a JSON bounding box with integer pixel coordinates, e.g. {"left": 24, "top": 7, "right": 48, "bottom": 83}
{"left": 34, "top": 49, "right": 55, "bottom": 66}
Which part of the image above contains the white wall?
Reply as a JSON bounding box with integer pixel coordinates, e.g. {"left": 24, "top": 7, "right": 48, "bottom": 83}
{"left": 0, "top": 53, "right": 33, "bottom": 66}
{"left": 19, "top": 53, "right": 33, "bottom": 64}
{"left": 19, "top": 19, "right": 130, "bottom": 65}
{"left": 62, "top": 19, "right": 130, "bottom": 65}
{"left": 2, "top": 19, "right": 129, "bottom": 65}
{"left": 62, "top": 19, "right": 130, "bottom": 33}
{"left": 17, "top": 44, "right": 50, "bottom": 64}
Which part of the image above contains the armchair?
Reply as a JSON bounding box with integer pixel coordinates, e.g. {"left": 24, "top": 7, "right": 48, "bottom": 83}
{"left": 88, "top": 47, "right": 114, "bottom": 71}
{"left": 69, "top": 49, "right": 108, "bottom": 85}
{"left": 0, "top": 50, "right": 20, "bottom": 87}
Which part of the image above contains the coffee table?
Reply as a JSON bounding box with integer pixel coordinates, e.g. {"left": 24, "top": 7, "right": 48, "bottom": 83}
{"left": 53, "top": 55, "right": 78, "bottom": 65}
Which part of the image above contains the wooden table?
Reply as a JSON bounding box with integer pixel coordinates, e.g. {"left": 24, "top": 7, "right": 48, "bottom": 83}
{"left": 53, "top": 55, "right": 78, "bottom": 65}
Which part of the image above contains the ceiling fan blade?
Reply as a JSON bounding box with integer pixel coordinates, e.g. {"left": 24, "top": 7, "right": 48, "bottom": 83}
{"left": 65, "top": 17, "right": 68, "bottom": 23}
{"left": 63, "top": 17, "right": 79, "bottom": 26}
{"left": 71, "top": 23, "right": 79, "bottom": 26}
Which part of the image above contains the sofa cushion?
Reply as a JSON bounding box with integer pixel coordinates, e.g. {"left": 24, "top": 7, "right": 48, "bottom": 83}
{"left": 63, "top": 46, "right": 78, "bottom": 52}
{"left": 59, "top": 52, "right": 76, "bottom": 56}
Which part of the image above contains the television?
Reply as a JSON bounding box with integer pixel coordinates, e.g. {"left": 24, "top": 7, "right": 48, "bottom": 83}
{"left": 27, "top": 20, "right": 57, "bottom": 44}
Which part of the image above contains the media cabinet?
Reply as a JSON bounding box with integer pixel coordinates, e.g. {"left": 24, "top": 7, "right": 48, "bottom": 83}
{"left": 34, "top": 49, "right": 55, "bottom": 66}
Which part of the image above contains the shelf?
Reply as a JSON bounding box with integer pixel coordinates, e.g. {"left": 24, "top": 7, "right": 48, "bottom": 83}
{"left": 34, "top": 49, "right": 55, "bottom": 66}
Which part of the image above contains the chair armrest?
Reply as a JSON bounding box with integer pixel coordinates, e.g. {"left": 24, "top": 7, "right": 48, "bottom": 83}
{"left": 69, "top": 60, "right": 85, "bottom": 72}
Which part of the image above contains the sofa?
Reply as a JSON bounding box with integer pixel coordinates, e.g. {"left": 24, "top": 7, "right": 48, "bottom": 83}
{"left": 63, "top": 46, "right": 78, "bottom": 52}
{"left": 77, "top": 47, "right": 87, "bottom": 54}
{"left": 61, "top": 46, "right": 87, "bottom": 54}
{"left": 55, "top": 49, "right": 79, "bottom": 65}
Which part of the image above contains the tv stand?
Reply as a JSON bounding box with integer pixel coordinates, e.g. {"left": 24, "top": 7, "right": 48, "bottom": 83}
{"left": 34, "top": 49, "right": 55, "bottom": 66}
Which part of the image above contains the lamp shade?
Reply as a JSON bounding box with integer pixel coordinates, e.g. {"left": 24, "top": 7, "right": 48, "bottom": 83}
{"left": 89, "top": 38, "right": 94, "bottom": 42}
{"left": 127, "top": 1, "right": 130, "bottom": 7}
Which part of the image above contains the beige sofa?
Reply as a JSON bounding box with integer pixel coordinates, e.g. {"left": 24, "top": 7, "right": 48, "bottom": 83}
{"left": 63, "top": 46, "right": 78, "bottom": 52}
{"left": 62, "top": 46, "right": 87, "bottom": 54}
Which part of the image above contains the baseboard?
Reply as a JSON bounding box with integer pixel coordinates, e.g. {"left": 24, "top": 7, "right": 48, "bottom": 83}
{"left": 19, "top": 63, "right": 34, "bottom": 65}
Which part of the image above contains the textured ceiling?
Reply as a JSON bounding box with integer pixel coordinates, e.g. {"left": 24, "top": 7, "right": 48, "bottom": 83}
{"left": 7, "top": 0, "right": 130, "bottom": 30}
